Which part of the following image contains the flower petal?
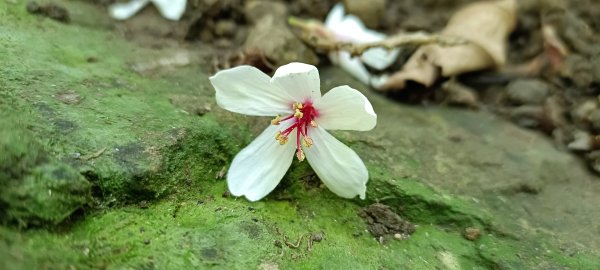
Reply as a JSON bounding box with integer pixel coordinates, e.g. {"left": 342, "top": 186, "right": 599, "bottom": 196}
{"left": 361, "top": 47, "right": 400, "bottom": 70}
{"left": 336, "top": 14, "right": 385, "bottom": 42}
{"left": 109, "top": 0, "right": 150, "bottom": 20}
{"left": 151, "top": 0, "right": 187, "bottom": 21}
{"left": 304, "top": 128, "right": 368, "bottom": 199}
{"left": 314, "top": 85, "right": 377, "bottom": 131}
{"left": 369, "top": 74, "right": 390, "bottom": 89}
{"left": 210, "top": 65, "right": 293, "bottom": 116}
{"left": 271, "top": 62, "right": 321, "bottom": 103}
{"left": 324, "top": 3, "right": 399, "bottom": 70}
{"left": 329, "top": 52, "right": 371, "bottom": 85}
{"left": 325, "top": 4, "right": 385, "bottom": 43}
{"left": 324, "top": 3, "right": 345, "bottom": 28}
{"left": 227, "top": 125, "right": 297, "bottom": 201}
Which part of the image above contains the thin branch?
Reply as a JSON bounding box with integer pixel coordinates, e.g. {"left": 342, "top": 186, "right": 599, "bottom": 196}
{"left": 303, "top": 32, "right": 468, "bottom": 57}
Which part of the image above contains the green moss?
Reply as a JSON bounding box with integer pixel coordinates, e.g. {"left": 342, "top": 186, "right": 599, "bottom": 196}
{"left": 0, "top": 117, "right": 91, "bottom": 226}
{"left": 1, "top": 1, "right": 226, "bottom": 205}
{"left": 5, "top": 189, "right": 597, "bottom": 269}
{"left": 0, "top": 191, "right": 481, "bottom": 269}
{"left": 365, "top": 166, "right": 490, "bottom": 227}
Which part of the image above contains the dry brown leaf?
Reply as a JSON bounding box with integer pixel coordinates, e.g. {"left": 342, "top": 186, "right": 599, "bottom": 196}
{"left": 518, "top": 24, "right": 569, "bottom": 76}
{"left": 379, "top": 0, "right": 517, "bottom": 91}
{"left": 441, "top": 79, "right": 480, "bottom": 109}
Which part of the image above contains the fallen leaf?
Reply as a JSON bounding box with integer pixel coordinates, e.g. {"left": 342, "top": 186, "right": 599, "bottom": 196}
{"left": 441, "top": 79, "right": 480, "bottom": 109}
{"left": 380, "top": 0, "right": 517, "bottom": 91}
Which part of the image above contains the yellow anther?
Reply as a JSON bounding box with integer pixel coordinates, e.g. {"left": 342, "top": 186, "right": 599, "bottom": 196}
{"left": 310, "top": 120, "right": 317, "bottom": 128}
{"left": 271, "top": 115, "right": 282, "bottom": 125}
{"left": 294, "top": 109, "right": 303, "bottom": 119}
{"left": 296, "top": 149, "right": 305, "bottom": 161}
{"left": 293, "top": 102, "right": 303, "bottom": 110}
{"left": 302, "top": 137, "right": 313, "bottom": 148}
{"left": 275, "top": 131, "right": 288, "bottom": 145}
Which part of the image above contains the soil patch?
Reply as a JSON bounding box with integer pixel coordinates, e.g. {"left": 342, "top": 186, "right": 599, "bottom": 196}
{"left": 359, "top": 203, "right": 415, "bottom": 243}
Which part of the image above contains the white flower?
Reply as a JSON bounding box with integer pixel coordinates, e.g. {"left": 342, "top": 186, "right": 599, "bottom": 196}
{"left": 210, "top": 62, "right": 377, "bottom": 201}
{"left": 324, "top": 3, "right": 399, "bottom": 86}
{"left": 109, "top": 0, "right": 186, "bottom": 21}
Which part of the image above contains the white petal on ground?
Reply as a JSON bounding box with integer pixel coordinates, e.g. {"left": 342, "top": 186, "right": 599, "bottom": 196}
{"left": 304, "top": 127, "right": 368, "bottom": 199}
{"left": 324, "top": 2, "right": 345, "bottom": 28}
{"left": 324, "top": 3, "right": 399, "bottom": 70}
{"left": 151, "top": 0, "right": 187, "bottom": 21}
{"left": 227, "top": 125, "right": 297, "bottom": 201}
{"left": 370, "top": 74, "right": 390, "bottom": 89}
{"left": 109, "top": 0, "right": 150, "bottom": 20}
{"left": 330, "top": 51, "right": 371, "bottom": 85}
{"left": 210, "top": 65, "right": 294, "bottom": 116}
{"left": 271, "top": 62, "right": 322, "bottom": 103}
{"left": 314, "top": 85, "right": 377, "bottom": 131}
{"left": 361, "top": 47, "right": 400, "bottom": 71}
{"left": 331, "top": 10, "right": 385, "bottom": 42}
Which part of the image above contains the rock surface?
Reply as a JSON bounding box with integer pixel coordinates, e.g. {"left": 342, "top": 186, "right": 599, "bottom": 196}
{"left": 1, "top": 1, "right": 600, "bottom": 269}
{"left": 244, "top": 1, "right": 319, "bottom": 66}
{"left": 506, "top": 79, "right": 550, "bottom": 105}
{"left": 343, "top": 0, "right": 387, "bottom": 28}
{"left": 0, "top": 118, "right": 91, "bottom": 226}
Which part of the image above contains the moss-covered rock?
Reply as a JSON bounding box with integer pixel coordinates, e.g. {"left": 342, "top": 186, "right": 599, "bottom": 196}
{"left": 0, "top": 117, "right": 91, "bottom": 226}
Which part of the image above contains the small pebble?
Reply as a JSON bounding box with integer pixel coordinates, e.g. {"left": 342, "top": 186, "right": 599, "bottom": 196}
{"left": 214, "top": 20, "right": 236, "bottom": 37}
{"left": 464, "top": 227, "right": 481, "bottom": 241}
{"left": 138, "top": 200, "right": 149, "bottom": 209}
{"left": 310, "top": 232, "right": 324, "bottom": 242}
{"left": 506, "top": 79, "right": 550, "bottom": 105}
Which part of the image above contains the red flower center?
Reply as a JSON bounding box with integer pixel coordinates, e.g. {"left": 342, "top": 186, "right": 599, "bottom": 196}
{"left": 272, "top": 101, "right": 319, "bottom": 161}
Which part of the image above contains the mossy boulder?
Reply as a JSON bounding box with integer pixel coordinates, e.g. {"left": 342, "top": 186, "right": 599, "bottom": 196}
{"left": 0, "top": 118, "right": 91, "bottom": 226}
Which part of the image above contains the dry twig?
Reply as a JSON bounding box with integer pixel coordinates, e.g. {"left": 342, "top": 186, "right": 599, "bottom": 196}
{"left": 283, "top": 235, "right": 304, "bottom": 249}
{"left": 81, "top": 147, "right": 107, "bottom": 161}
{"left": 318, "top": 33, "right": 467, "bottom": 57}
{"left": 288, "top": 17, "right": 467, "bottom": 57}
